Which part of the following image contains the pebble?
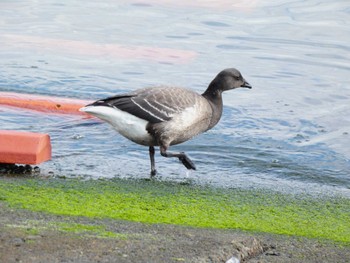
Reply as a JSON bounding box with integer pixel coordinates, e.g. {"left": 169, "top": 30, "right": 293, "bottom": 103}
{"left": 10, "top": 237, "right": 25, "bottom": 247}
{"left": 265, "top": 251, "right": 281, "bottom": 256}
{"left": 26, "top": 235, "right": 42, "bottom": 241}
{"left": 226, "top": 256, "right": 240, "bottom": 263}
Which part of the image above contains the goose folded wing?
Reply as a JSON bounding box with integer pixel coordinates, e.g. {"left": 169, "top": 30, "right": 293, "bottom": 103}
{"left": 88, "top": 94, "right": 173, "bottom": 123}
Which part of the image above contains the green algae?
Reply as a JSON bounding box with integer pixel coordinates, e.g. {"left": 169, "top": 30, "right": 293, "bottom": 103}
{"left": 0, "top": 177, "right": 349, "bottom": 244}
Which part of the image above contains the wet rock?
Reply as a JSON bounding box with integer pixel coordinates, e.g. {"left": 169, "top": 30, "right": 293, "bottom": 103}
{"left": 72, "top": 134, "right": 84, "bottom": 140}
{"left": 26, "top": 235, "right": 43, "bottom": 241}
{"left": 0, "top": 164, "right": 17, "bottom": 174}
{"left": 265, "top": 251, "right": 281, "bottom": 256}
{"left": 33, "top": 166, "right": 41, "bottom": 174}
{"left": 231, "top": 238, "right": 264, "bottom": 261}
{"left": 0, "top": 163, "right": 34, "bottom": 175}
{"left": 226, "top": 256, "right": 240, "bottom": 263}
{"left": 10, "top": 237, "right": 25, "bottom": 247}
{"left": 24, "top": 165, "right": 32, "bottom": 173}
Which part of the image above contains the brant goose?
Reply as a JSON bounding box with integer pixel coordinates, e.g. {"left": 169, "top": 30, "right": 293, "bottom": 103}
{"left": 80, "top": 68, "right": 251, "bottom": 176}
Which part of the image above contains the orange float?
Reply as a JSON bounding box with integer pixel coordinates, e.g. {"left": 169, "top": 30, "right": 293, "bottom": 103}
{"left": 0, "top": 92, "right": 92, "bottom": 115}
{"left": 0, "top": 130, "right": 51, "bottom": 165}
{"left": 0, "top": 92, "right": 94, "bottom": 165}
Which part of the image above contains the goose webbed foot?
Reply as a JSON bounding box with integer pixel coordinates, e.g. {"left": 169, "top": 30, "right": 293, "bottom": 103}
{"left": 178, "top": 153, "right": 196, "bottom": 170}
{"left": 150, "top": 169, "right": 157, "bottom": 177}
{"left": 160, "top": 146, "right": 196, "bottom": 171}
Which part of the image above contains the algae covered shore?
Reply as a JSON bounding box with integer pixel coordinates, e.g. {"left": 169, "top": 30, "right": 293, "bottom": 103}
{"left": 0, "top": 176, "right": 349, "bottom": 262}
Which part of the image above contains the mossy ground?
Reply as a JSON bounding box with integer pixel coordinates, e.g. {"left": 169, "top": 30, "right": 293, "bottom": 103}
{"left": 0, "top": 177, "right": 349, "bottom": 244}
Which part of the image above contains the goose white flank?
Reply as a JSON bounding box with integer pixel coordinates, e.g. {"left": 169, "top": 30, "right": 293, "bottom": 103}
{"left": 80, "top": 68, "right": 252, "bottom": 176}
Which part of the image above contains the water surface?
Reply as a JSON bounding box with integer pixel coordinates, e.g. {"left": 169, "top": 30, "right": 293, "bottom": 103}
{"left": 0, "top": 0, "right": 349, "bottom": 197}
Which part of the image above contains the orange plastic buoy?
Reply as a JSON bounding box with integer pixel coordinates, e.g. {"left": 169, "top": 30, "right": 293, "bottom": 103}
{"left": 0, "top": 130, "right": 52, "bottom": 165}
{"left": 0, "top": 92, "right": 92, "bottom": 115}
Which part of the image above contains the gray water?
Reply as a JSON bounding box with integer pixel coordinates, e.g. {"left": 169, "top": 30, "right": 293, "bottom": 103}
{"left": 0, "top": 0, "right": 349, "bottom": 197}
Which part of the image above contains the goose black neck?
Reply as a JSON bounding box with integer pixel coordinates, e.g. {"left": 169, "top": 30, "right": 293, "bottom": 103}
{"left": 202, "top": 79, "right": 224, "bottom": 129}
{"left": 202, "top": 78, "right": 223, "bottom": 101}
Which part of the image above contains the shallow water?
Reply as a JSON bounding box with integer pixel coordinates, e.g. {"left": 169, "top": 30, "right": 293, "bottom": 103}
{"left": 0, "top": 0, "right": 349, "bottom": 197}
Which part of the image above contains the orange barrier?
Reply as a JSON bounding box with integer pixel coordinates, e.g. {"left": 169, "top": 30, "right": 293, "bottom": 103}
{"left": 0, "top": 92, "right": 92, "bottom": 115}
{"left": 0, "top": 130, "right": 51, "bottom": 165}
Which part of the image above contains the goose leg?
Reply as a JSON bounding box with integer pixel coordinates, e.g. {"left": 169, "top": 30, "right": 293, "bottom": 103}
{"left": 160, "top": 145, "right": 196, "bottom": 170}
{"left": 149, "top": 146, "right": 157, "bottom": 177}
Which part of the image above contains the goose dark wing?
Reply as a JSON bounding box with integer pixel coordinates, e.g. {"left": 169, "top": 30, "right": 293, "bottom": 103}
{"left": 87, "top": 87, "right": 197, "bottom": 123}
